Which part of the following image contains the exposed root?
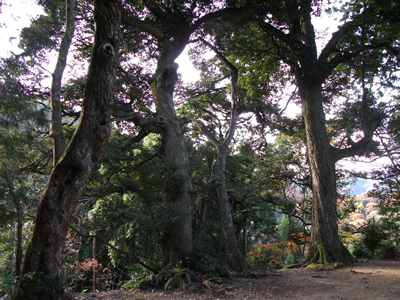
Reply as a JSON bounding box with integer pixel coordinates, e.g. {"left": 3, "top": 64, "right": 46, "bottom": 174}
{"left": 163, "top": 267, "right": 199, "bottom": 291}
{"left": 304, "top": 262, "right": 343, "bottom": 271}
{"left": 202, "top": 279, "right": 217, "bottom": 297}
{"left": 303, "top": 243, "right": 357, "bottom": 266}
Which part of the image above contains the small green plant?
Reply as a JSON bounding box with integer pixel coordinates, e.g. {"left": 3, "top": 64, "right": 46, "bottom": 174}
{"left": 121, "top": 265, "right": 153, "bottom": 290}
{"left": 0, "top": 271, "right": 38, "bottom": 299}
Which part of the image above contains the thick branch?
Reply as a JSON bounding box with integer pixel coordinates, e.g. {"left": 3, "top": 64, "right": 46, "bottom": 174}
{"left": 320, "top": 10, "right": 399, "bottom": 74}
{"left": 112, "top": 106, "right": 165, "bottom": 145}
{"left": 191, "top": 119, "right": 220, "bottom": 146}
{"left": 50, "top": 0, "right": 76, "bottom": 166}
{"left": 333, "top": 135, "right": 382, "bottom": 162}
{"left": 258, "top": 20, "right": 292, "bottom": 47}
{"left": 191, "top": 6, "right": 250, "bottom": 33}
{"left": 253, "top": 107, "right": 302, "bottom": 138}
{"left": 200, "top": 38, "right": 235, "bottom": 71}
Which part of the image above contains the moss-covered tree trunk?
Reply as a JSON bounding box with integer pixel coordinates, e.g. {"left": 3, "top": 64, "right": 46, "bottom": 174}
{"left": 152, "top": 54, "right": 193, "bottom": 266}
{"left": 298, "top": 77, "right": 356, "bottom": 265}
{"left": 13, "top": 1, "right": 121, "bottom": 299}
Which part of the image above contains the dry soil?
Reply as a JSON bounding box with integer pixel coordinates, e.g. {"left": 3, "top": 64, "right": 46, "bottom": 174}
{"left": 74, "top": 259, "right": 400, "bottom": 299}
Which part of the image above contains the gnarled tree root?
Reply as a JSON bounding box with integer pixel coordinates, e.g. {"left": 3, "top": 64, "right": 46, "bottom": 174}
{"left": 303, "top": 243, "right": 357, "bottom": 266}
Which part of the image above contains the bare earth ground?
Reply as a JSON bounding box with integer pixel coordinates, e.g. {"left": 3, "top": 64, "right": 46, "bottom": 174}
{"left": 74, "top": 259, "right": 400, "bottom": 300}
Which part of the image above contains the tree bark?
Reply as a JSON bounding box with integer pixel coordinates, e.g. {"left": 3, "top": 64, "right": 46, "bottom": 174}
{"left": 13, "top": 1, "right": 121, "bottom": 299}
{"left": 215, "top": 145, "right": 250, "bottom": 271}
{"left": 197, "top": 199, "right": 209, "bottom": 242}
{"left": 152, "top": 54, "right": 193, "bottom": 265}
{"left": 50, "top": 0, "right": 75, "bottom": 166}
{"left": 298, "top": 77, "right": 356, "bottom": 265}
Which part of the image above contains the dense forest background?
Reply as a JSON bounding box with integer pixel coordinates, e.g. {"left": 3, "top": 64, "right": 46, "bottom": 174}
{"left": 0, "top": 0, "right": 399, "bottom": 299}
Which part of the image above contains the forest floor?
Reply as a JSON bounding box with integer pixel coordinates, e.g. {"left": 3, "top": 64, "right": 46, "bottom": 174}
{"left": 74, "top": 259, "right": 400, "bottom": 299}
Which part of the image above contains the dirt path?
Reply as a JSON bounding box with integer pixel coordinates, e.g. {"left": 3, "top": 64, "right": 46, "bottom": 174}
{"left": 75, "top": 259, "right": 400, "bottom": 299}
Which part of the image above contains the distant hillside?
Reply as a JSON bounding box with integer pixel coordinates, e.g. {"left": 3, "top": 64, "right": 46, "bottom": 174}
{"left": 351, "top": 179, "right": 377, "bottom": 196}
{"left": 346, "top": 183, "right": 380, "bottom": 228}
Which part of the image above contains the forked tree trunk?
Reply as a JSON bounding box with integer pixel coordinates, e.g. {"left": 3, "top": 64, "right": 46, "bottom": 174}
{"left": 195, "top": 50, "right": 250, "bottom": 272}
{"left": 13, "top": 1, "right": 121, "bottom": 299}
{"left": 257, "top": 1, "right": 383, "bottom": 266}
{"left": 50, "top": 0, "right": 75, "bottom": 166}
{"left": 129, "top": 3, "right": 246, "bottom": 266}
{"left": 152, "top": 55, "right": 193, "bottom": 265}
{"left": 299, "top": 78, "right": 356, "bottom": 265}
{"left": 119, "top": 13, "right": 194, "bottom": 264}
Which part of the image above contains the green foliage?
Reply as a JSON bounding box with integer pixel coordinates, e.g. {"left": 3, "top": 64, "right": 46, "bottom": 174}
{"left": 120, "top": 265, "right": 153, "bottom": 290}
{"left": 278, "top": 214, "right": 291, "bottom": 241}
{"left": 0, "top": 271, "right": 38, "bottom": 299}
{"left": 362, "top": 97, "right": 400, "bottom": 252}
{"left": 71, "top": 131, "right": 168, "bottom": 282}
{"left": 187, "top": 241, "right": 219, "bottom": 273}
{"left": 0, "top": 272, "right": 15, "bottom": 299}
{"left": 352, "top": 219, "right": 388, "bottom": 258}
{"left": 0, "top": 52, "right": 51, "bottom": 297}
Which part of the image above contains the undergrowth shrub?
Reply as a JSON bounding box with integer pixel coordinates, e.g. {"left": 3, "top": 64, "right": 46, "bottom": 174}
{"left": 120, "top": 265, "right": 153, "bottom": 290}
{"left": 187, "top": 241, "right": 219, "bottom": 273}
{"left": 246, "top": 240, "right": 303, "bottom": 270}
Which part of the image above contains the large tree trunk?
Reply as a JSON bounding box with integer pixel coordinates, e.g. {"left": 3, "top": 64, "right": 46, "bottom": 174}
{"left": 299, "top": 78, "right": 356, "bottom": 265}
{"left": 256, "top": 0, "right": 384, "bottom": 266}
{"left": 152, "top": 56, "right": 193, "bottom": 266}
{"left": 128, "top": 3, "right": 246, "bottom": 266}
{"left": 13, "top": 1, "right": 121, "bottom": 299}
{"left": 50, "top": 0, "right": 75, "bottom": 166}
